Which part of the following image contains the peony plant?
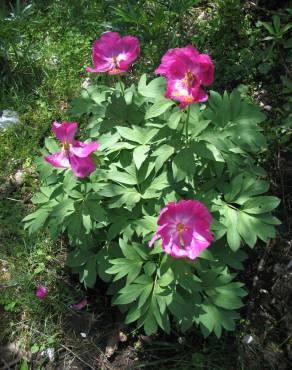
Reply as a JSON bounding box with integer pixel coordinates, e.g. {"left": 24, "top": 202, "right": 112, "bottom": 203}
{"left": 24, "top": 32, "right": 280, "bottom": 338}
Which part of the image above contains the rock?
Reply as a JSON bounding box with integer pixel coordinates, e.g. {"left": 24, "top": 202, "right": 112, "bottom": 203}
{"left": 82, "top": 77, "right": 92, "bottom": 89}
{"left": 13, "top": 170, "right": 25, "bottom": 186}
{"left": 242, "top": 334, "right": 254, "bottom": 345}
{"left": 40, "top": 347, "right": 55, "bottom": 362}
{"left": 0, "top": 110, "right": 21, "bottom": 129}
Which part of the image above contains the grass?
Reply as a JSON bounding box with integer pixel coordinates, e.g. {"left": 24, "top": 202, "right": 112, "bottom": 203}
{"left": 1, "top": 0, "right": 291, "bottom": 369}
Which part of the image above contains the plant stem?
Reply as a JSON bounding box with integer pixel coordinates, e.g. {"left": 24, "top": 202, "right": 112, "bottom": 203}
{"left": 118, "top": 76, "right": 125, "bottom": 97}
{"left": 185, "top": 105, "right": 190, "bottom": 143}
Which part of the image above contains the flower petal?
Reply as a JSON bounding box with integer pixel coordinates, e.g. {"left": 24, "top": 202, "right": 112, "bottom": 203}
{"left": 117, "top": 35, "right": 140, "bottom": 70}
{"left": 92, "top": 32, "right": 121, "bottom": 58}
{"left": 36, "top": 286, "right": 48, "bottom": 300}
{"left": 87, "top": 32, "right": 139, "bottom": 74}
{"left": 70, "top": 141, "right": 99, "bottom": 158}
{"left": 195, "top": 54, "right": 214, "bottom": 86}
{"left": 71, "top": 298, "right": 88, "bottom": 310}
{"left": 44, "top": 151, "right": 70, "bottom": 168}
{"left": 69, "top": 154, "right": 96, "bottom": 178}
{"left": 150, "top": 199, "right": 213, "bottom": 261}
{"left": 52, "top": 121, "right": 77, "bottom": 143}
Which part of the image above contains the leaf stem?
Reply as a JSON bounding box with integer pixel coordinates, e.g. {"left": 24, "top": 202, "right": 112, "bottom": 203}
{"left": 118, "top": 76, "right": 125, "bottom": 97}
{"left": 185, "top": 105, "right": 191, "bottom": 143}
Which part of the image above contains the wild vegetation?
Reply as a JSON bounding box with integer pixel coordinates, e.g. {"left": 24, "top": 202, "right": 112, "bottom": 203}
{"left": 0, "top": 1, "right": 291, "bottom": 369}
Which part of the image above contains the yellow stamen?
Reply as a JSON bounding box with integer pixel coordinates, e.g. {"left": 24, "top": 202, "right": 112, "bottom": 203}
{"left": 112, "top": 56, "right": 119, "bottom": 68}
{"left": 176, "top": 223, "right": 186, "bottom": 233}
{"left": 63, "top": 141, "right": 70, "bottom": 152}
{"left": 172, "top": 90, "right": 182, "bottom": 97}
{"left": 184, "top": 96, "right": 193, "bottom": 103}
{"left": 182, "top": 70, "right": 195, "bottom": 88}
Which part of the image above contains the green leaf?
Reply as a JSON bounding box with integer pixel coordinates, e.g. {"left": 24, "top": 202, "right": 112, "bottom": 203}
{"left": 192, "top": 141, "right": 224, "bottom": 162}
{"left": 221, "top": 207, "right": 241, "bottom": 251}
{"left": 242, "top": 196, "right": 280, "bottom": 214}
{"left": 211, "top": 243, "right": 248, "bottom": 270}
{"left": 144, "top": 310, "right": 158, "bottom": 335}
{"left": 138, "top": 283, "right": 153, "bottom": 308}
{"left": 113, "top": 284, "right": 145, "bottom": 305}
{"left": 210, "top": 292, "right": 244, "bottom": 310}
{"left": 133, "top": 145, "right": 150, "bottom": 169}
{"left": 66, "top": 249, "right": 92, "bottom": 267}
{"left": 199, "top": 303, "right": 239, "bottom": 338}
{"left": 236, "top": 212, "right": 257, "bottom": 247}
{"left": 142, "top": 172, "right": 169, "bottom": 199}
{"left": 119, "top": 238, "right": 142, "bottom": 260}
{"left": 145, "top": 98, "right": 174, "bottom": 119}
{"left": 134, "top": 216, "right": 157, "bottom": 237}
{"left": 116, "top": 126, "right": 158, "bottom": 145}
{"left": 107, "top": 169, "right": 137, "bottom": 185}
{"left": 125, "top": 304, "right": 141, "bottom": 324}
{"left": 260, "top": 21, "right": 275, "bottom": 35}
{"left": 84, "top": 200, "right": 106, "bottom": 222}
{"left": 63, "top": 170, "right": 78, "bottom": 192}
{"left": 167, "top": 109, "right": 182, "bottom": 129}
{"left": 138, "top": 76, "right": 166, "bottom": 98}
{"left": 168, "top": 291, "right": 194, "bottom": 331}
{"left": 30, "top": 344, "right": 40, "bottom": 354}
{"left": 144, "top": 261, "right": 157, "bottom": 276}
{"left": 221, "top": 175, "right": 271, "bottom": 208}
{"left": 80, "top": 258, "right": 97, "bottom": 288}
{"left": 152, "top": 144, "right": 174, "bottom": 172}
{"left": 45, "top": 137, "right": 59, "bottom": 153}
{"left": 20, "top": 360, "right": 29, "bottom": 370}
{"left": 23, "top": 207, "right": 51, "bottom": 234}
{"left": 172, "top": 148, "right": 196, "bottom": 182}
{"left": 158, "top": 269, "right": 174, "bottom": 287}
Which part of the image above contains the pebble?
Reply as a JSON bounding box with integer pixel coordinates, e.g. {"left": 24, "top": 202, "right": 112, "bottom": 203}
{"left": 242, "top": 334, "right": 254, "bottom": 344}
{"left": 40, "top": 348, "right": 55, "bottom": 362}
{"left": 0, "top": 110, "right": 21, "bottom": 129}
{"left": 82, "top": 77, "right": 92, "bottom": 89}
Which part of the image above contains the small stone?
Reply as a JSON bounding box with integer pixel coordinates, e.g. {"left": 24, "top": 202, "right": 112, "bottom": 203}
{"left": 119, "top": 331, "right": 128, "bottom": 342}
{"left": 82, "top": 77, "right": 92, "bottom": 89}
{"left": 40, "top": 348, "right": 55, "bottom": 362}
{"left": 178, "top": 337, "right": 185, "bottom": 344}
{"left": 0, "top": 110, "right": 21, "bottom": 129}
{"left": 48, "top": 55, "right": 58, "bottom": 66}
{"left": 242, "top": 334, "right": 254, "bottom": 344}
{"left": 13, "top": 170, "right": 25, "bottom": 186}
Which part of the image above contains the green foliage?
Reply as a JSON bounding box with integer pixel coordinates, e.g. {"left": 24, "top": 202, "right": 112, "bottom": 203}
{"left": 24, "top": 73, "right": 279, "bottom": 338}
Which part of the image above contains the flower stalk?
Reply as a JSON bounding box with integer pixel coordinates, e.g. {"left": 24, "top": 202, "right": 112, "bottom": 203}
{"left": 185, "top": 105, "right": 190, "bottom": 143}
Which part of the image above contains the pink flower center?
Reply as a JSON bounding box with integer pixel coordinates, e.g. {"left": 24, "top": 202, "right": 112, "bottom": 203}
{"left": 63, "top": 140, "right": 70, "bottom": 153}
{"left": 184, "top": 96, "right": 193, "bottom": 103}
{"left": 111, "top": 56, "right": 121, "bottom": 73}
{"left": 112, "top": 56, "right": 119, "bottom": 67}
{"left": 183, "top": 70, "right": 196, "bottom": 88}
{"left": 176, "top": 222, "right": 187, "bottom": 233}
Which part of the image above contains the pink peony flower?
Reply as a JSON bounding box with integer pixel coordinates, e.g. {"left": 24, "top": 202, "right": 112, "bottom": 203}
{"left": 85, "top": 32, "right": 140, "bottom": 75}
{"left": 44, "top": 121, "right": 99, "bottom": 178}
{"left": 149, "top": 200, "right": 213, "bottom": 260}
{"left": 155, "top": 45, "right": 214, "bottom": 108}
{"left": 71, "top": 298, "right": 88, "bottom": 310}
{"left": 36, "top": 285, "right": 48, "bottom": 300}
